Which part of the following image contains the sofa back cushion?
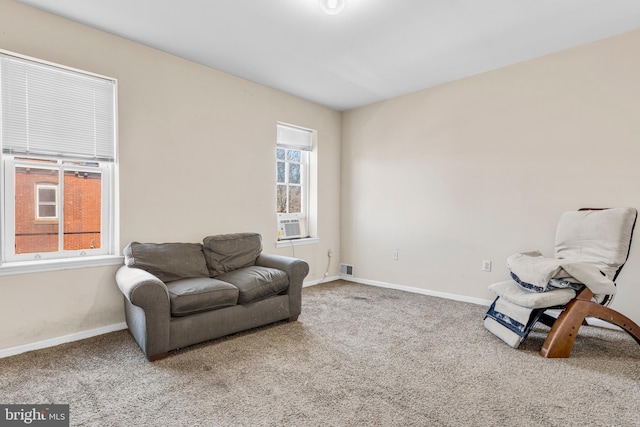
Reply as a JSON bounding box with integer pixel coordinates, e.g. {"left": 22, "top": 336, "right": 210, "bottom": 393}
{"left": 202, "top": 233, "right": 262, "bottom": 277}
{"left": 216, "top": 266, "right": 288, "bottom": 305}
{"left": 124, "top": 242, "right": 210, "bottom": 283}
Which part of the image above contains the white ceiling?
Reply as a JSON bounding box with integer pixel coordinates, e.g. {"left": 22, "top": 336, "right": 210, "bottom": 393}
{"left": 17, "top": 0, "right": 640, "bottom": 111}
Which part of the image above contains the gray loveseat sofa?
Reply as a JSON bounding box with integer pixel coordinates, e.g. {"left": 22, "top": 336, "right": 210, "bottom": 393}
{"left": 115, "top": 232, "right": 309, "bottom": 360}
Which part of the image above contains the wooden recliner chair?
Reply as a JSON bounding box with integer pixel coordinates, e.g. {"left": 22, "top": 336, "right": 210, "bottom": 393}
{"left": 484, "top": 207, "right": 640, "bottom": 358}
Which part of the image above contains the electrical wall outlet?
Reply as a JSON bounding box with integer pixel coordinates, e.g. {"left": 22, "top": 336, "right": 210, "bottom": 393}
{"left": 482, "top": 260, "right": 492, "bottom": 272}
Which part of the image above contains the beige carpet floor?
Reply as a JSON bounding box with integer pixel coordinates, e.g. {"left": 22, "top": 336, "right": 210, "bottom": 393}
{"left": 1, "top": 280, "right": 639, "bottom": 426}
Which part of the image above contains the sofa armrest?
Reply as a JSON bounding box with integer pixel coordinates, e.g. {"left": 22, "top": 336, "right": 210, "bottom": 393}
{"left": 115, "top": 266, "right": 171, "bottom": 358}
{"left": 256, "top": 253, "right": 309, "bottom": 318}
{"left": 116, "top": 265, "right": 170, "bottom": 311}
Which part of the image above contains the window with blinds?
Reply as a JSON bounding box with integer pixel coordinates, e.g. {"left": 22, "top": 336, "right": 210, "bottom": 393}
{"left": 0, "top": 50, "right": 117, "bottom": 263}
{"left": 276, "top": 123, "right": 313, "bottom": 240}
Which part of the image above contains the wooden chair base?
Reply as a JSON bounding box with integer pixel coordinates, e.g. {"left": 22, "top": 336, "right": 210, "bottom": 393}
{"left": 540, "top": 288, "right": 640, "bottom": 358}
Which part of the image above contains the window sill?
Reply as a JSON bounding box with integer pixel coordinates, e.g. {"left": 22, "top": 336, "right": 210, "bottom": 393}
{"left": 0, "top": 255, "right": 124, "bottom": 276}
{"left": 275, "top": 237, "right": 319, "bottom": 249}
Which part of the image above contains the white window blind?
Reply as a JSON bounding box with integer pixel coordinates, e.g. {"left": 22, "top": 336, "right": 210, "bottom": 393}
{"left": 0, "top": 53, "right": 115, "bottom": 161}
{"left": 277, "top": 123, "right": 313, "bottom": 151}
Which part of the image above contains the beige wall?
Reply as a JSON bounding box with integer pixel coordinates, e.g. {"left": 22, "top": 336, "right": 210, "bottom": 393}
{"left": 342, "top": 29, "right": 640, "bottom": 324}
{"left": 0, "top": 0, "right": 342, "bottom": 351}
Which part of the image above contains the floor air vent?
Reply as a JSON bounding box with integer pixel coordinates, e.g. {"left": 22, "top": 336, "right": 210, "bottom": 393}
{"left": 340, "top": 263, "right": 354, "bottom": 276}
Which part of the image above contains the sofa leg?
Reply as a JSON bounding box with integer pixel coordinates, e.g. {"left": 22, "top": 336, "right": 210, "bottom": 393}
{"left": 288, "top": 315, "right": 299, "bottom": 322}
{"left": 148, "top": 352, "right": 169, "bottom": 362}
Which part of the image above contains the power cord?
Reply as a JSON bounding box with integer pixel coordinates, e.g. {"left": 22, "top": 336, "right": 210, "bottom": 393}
{"left": 319, "top": 249, "right": 332, "bottom": 283}
{"left": 286, "top": 241, "right": 332, "bottom": 283}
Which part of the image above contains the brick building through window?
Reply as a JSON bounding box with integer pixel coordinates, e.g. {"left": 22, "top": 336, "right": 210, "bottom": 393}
{"left": 15, "top": 167, "right": 102, "bottom": 254}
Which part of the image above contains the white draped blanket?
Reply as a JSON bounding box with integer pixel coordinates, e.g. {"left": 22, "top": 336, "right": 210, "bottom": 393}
{"left": 506, "top": 251, "right": 616, "bottom": 295}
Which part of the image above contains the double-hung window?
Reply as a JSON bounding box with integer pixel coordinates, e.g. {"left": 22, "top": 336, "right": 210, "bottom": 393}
{"left": 276, "top": 123, "right": 312, "bottom": 240}
{"left": 0, "top": 50, "right": 117, "bottom": 264}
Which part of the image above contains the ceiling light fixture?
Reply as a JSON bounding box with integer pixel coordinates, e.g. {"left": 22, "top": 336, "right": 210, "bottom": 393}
{"left": 319, "top": 0, "right": 346, "bottom": 15}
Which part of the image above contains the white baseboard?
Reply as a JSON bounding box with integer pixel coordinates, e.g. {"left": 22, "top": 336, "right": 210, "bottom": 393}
{"left": 0, "top": 322, "right": 128, "bottom": 359}
{"left": 339, "top": 275, "right": 494, "bottom": 306}
{"left": 304, "top": 275, "right": 341, "bottom": 288}
{"left": 583, "top": 318, "right": 622, "bottom": 331}
{"left": 340, "top": 275, "right": 623, "bottom": 331}
{"left": 542, "top": 309, "right": 622, "bottom": 331}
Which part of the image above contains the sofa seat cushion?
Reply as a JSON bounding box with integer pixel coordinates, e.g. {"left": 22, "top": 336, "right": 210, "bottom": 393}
{"left": 124, "top": 242, "right": 210, "bottom": 283}
{"left": 217, "top": 266, "right": 288, "bottom": 304}
{"left": 166, "top": 277, "right": 239, "bottom": 316}
{"left": 202, "top": 233, "right": 263, "bottom": 277}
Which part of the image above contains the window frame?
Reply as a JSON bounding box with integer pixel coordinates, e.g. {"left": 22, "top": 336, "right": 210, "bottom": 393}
{"left": 276, "top": 146, "right": 309, "bottom": 220}
{"left": 0, "top": 49, "right": 119, "bottom": 269}
{"left": 276, "top": 122, "right": 315, "bottom": 243}
{"left": 3, "top": 155, "right": 114, "bottom": 262}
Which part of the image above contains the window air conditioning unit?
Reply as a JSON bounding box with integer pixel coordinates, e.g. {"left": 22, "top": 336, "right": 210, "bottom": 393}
{"left": 278, "top": 218, "right": 306, "bottom": 240}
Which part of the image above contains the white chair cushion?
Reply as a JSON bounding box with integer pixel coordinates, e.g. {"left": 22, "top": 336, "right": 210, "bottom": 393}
{"left": 554, "top": 207, "right": 637, "bottom": 279}
{"left": 489, "top": 280, "right": 576, "bottom": 309}
{"left": 484, "top": 317, "right": 524, "bottom": 348}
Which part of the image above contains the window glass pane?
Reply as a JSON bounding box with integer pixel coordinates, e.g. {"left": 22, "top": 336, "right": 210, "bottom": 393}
{"left": 277, "top": 161, "right": 285, "bottom": 183}
{"left": 15, "top": 166, "right": 59, "bottom": 254}
{"left": 286, "top": 149, "right": 301, "bottom": 162}
{"left": 276, "top": 185, "right": 287, "bottom": 213}
{"left": 276, "top": 148, "right": 285, "bottom": 160}
{"left": 63, "top": 170, "right": 102, "bottom": 250}
{"left": 39, "top": 204, "right": 56, "bottom": 218}
{"left": 39, "top": 188, "right": 56, "bottom": 203}
{"left": 289, "top": 163, "right": 301, "bottom": 184}
{"left": 288, "top": 186, "right": 302, "bottom": 213}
